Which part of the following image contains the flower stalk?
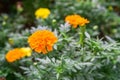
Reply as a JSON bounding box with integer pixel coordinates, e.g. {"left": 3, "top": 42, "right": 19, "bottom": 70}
{"left": 79, "top": 26, "right": 86, "bottom": 46}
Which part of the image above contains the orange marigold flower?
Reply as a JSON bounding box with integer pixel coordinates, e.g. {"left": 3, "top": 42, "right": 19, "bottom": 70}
{"left": 6, "top": 48, "right": 25, "bottom": 63}
{"left": 6, "top": 47, "right": 32, "bottom": 63}
{"left": 28, "top": 30, "right": 58, "bottom": 54}
{"left": 65, "top": 14, "right": 89, "bottom": 28}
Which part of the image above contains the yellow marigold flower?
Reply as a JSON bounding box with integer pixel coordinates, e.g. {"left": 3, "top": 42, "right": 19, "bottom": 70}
{"left": 20, "top": 47, "right": 32, "bottom": 57}
{"left": 6, "top": 47, "right": 32, "bottom": 63}
{"left": 28, "top": 30, "right": 58, "bottom": 54}
{"left": 65, "top": 14, "right": 89, "bottom": 28}
{"left": 35, "top": 8, "right": 50, "bottom": 19}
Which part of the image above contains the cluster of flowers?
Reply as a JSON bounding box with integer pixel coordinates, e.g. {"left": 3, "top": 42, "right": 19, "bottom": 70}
{"left": 5, "top": 8, "right": 89, "bottom": 63}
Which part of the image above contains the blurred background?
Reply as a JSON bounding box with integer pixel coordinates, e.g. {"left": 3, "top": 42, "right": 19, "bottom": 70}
{"left": 0, "top": 0, "right": 120, "bottom": 41}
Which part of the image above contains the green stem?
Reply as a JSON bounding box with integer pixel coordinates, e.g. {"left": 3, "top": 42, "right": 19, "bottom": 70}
{"left": 79, "top": 26, "right": 86, "bottom": 46}
{"left": 61, "top": 32, "right": 67, "bottom": 38}
{"left": 79, "top": 26, "right": 86, "bottom": 61}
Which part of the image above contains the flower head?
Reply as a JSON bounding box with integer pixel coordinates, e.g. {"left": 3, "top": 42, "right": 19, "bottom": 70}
{"left": 20, "top": 47, "right": 32, "bottom": 57}
{"left": 28, "top": 30, "right": 58, "bottom": 54}
{"left": 35, "top": 8, "right": 50, "bottom": 19}
{"left": 65, "top": 14, "right": 89, "bottom": 28}
{"left": 5, "top": 47, "right": 32, "bottom": 63}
